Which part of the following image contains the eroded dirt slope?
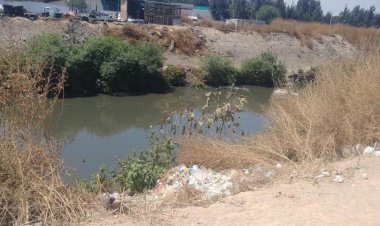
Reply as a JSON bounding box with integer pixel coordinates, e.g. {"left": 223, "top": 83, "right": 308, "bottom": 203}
{"left": 1, "top": 17, "right": 354, "bottom": 72}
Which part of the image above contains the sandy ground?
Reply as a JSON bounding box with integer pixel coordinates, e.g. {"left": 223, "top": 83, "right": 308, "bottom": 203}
{"left": 163, "top": 27, "right": 354, "bottom": 72}
{"left": 0, "top": 17, "right": 354, "bottom": 72}
{"left": 87, "top": 156, "right": 380, "bottom": 226}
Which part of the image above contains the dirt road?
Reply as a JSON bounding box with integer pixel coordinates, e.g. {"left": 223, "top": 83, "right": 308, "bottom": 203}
{"left": 170, "top": 156, "right": 380, "bottom": 226}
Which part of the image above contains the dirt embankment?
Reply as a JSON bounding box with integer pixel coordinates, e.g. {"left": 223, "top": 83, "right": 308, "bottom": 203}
{"left": 0, "top": 17, "right": 354, "bottom": 72}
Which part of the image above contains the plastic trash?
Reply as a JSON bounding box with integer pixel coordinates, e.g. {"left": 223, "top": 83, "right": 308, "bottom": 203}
{"left": 179, "top": 165, "right": 189, "bottom": 175}
{"left": 363, "top": 146, "right": 374, "bottom": 154}
{"left": 333, "top": 175, "right": 344, "bottom": 183}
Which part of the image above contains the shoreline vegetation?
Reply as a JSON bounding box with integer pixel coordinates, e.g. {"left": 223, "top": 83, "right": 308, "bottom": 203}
{"left": 23, "top": 32, "right": 288, "bottom": 98}
{"left": 0, "top": 18, "right": 380, "bottom": 225}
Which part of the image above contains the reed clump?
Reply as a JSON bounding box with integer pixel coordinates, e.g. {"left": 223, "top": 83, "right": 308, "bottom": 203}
{"left": 0, "top": 47, "right": 93, "bottom": 225}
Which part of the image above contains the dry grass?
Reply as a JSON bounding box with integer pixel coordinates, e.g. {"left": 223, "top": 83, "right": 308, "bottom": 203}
{"left": 172, "top": 28, "right": 205, "bottom": 55}
{"left": 178, "top": 45, "right": 380, "bottom": 169}
{"left": 0, "top": 47, "right": 94, "bottom": 225}
{"left": 256, "top": 46, "right": 380, "bottom": 163}
{"left": 102, "top": 23, "right": 150, "bottom": 43}
{"left": 250, "top": 19, "right": 380, "bottom": 46}
{"left": 178, "top": 136, "right": 262, "bottom": 169}
{"left": 194, "top": 18, "right": 380, "bottom": 48}
{"left": 103, "top": 24, "right": 205, "bottom": 56}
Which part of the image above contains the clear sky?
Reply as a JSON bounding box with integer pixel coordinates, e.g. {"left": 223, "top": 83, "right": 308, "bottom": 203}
{"left": 284, "top": 0, "right": 380, "bottom": 15}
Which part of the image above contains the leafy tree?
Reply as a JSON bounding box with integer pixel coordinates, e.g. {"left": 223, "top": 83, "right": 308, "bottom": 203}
{"left": 337, "top": 5, "right": 380, "bottom": 27}
{"left": 256, "top": 5, "right": 279, "bottom": 23}
{"left": 296, "top": 0, "right": 323, "bottom": 22}
{"left": 229, "top": 0, "right": 250, "bottom": 19}
{"left": 285, "top": 4, "right": 297, "bottom": 19}
{"left": 251, "top": 0, "right": 268, "bottom": 12}
{"left": 64, "top": 0, "right": 87, "bottom": 10}
{"left": 322, "top": 12, "right": 333, "bottom": 24}
{"left": 274, "top": 0, "right": 286, "bottom": 17}
{"left": 209, "top": 0, "right": 230, "bottom": 20}
{"left": 339, "top": 5, "right": 350, "bottom": 23}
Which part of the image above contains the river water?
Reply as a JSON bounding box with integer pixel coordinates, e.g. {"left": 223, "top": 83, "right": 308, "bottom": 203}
{"left": 51, "top": 86, "right": 272, "bottom": 178}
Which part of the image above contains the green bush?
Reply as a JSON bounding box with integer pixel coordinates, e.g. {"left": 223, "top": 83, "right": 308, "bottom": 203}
{"left": 202, "top": 55, "right": 237, "bottom": 86}
{"left": 256, "top": 5, "right": 280, "bottom": 24}
{"left": 24, "top": 35, "right": 169, "bottom": 95}
{"left": 113, "top": 134, "right": 175, "bottom": 193}
{"left": 100, "top": 43, "right": 169, "bottom": 94}
{"left": 67, "top": 37, "right": 128, "bottom": 94}
{"left": 238, "top": 52, "right": 286, "bottom": 87}
{"left": 162, "top": 65, "right": 186, "bottom": 86}
{"left": 25, "top": 33, "right": 74, "bottom": 77}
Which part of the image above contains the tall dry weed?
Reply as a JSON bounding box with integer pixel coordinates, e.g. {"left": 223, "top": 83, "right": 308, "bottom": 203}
{"left": 257, "top": 47, "right": 380, "bottom": 162}
{"left": 200, "top": 19, "right": 380, "bottom": 48}
{"left": 179, "top": 46, "right": 380, "bottom": 168}
{"left": 0, "top": 45, "right": 93, "bottom": 225}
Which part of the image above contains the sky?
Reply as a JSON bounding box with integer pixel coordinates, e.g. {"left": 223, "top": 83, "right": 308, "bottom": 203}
{"left": 284, "top": 0, "right": 380, "bottom": 15}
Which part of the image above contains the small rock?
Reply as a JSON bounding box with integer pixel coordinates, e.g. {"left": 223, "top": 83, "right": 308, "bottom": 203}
{"left": 333, "top": 175, "right": 344, "bottom": 183}
{"left": 374, "top": 151, "right": 380, "bottom": 157}
{"left": 361, "top": 173, "right": 369, "bottom": 180}
{"left": 276, "top": 163, "right": 282, "bottom": 168}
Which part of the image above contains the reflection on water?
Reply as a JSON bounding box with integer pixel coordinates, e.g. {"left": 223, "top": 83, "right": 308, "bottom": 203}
{"left": 51, "top": 86, "right": 272, "bottom": 178}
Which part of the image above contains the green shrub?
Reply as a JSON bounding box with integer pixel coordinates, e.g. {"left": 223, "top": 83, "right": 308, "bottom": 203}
{"left": 113, "top": 134, "right": 175, "bottom": 193}
{"left": 100, "top": 43, "right": 169, "bottom": 94}
{"left": 190, "top": 79, "right": 206, "bottom": 88}
{"left": 25, "top": 33, "right": 74, "bottom": 77}
{"left": 25, "top": 35, "right": 169, "bottom": 95}
{"left": 163, "top": 65, "right": 186, "bottom": 86}
{"left": 202, "top": 55, "right": 237, "bottom": 86}
{"left": 67, "top": 37, "right": 128, "bottom": 94}
{"left": 238, "top": 52, "right": 286, "bottom": 87}
{"left": 256, "top": 5, "right": 280, "bottom": 24}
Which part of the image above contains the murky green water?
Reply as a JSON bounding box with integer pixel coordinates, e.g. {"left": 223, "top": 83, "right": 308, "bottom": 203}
{"left": 51, "top": 86, "right": 272, "bottom": 178}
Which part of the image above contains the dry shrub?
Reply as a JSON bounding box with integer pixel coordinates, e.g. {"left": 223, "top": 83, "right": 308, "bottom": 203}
{"left": 197, "top": 19, "right": 213, "bottom": 28}
{"left": 241, "top": 19, "right": 380, "bottom": 46}
{"left": 162, "top": 185, "right": 207, "bottom": 208}
{"left": 178, "top": 136, "right": 264, "bottom": 169}
{"left": 172, "top": 28, "right": 205, "bottom": 55}
{"left": 103, "top": 23, "right": 150, "bottom": 43}
{"left": 256, "top": 47, "right": 380, "bottom": 162}
{"left": 300, "top": 36, "right": 314, "bottom": 49}
{"left": 0, "top": 49, "right": 93, "bottom": 225}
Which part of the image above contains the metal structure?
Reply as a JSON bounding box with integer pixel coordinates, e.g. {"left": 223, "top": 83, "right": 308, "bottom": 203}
{"left": 144, "top": 1, "right": 181, "bottom": 25}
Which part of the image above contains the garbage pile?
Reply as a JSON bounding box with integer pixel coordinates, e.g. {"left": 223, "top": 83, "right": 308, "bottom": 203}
{"left": 342, "top": 143, "right": 380, "bottom": 157}
{"left": 151, "top": 165, "right": 274, "bottom": 201}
